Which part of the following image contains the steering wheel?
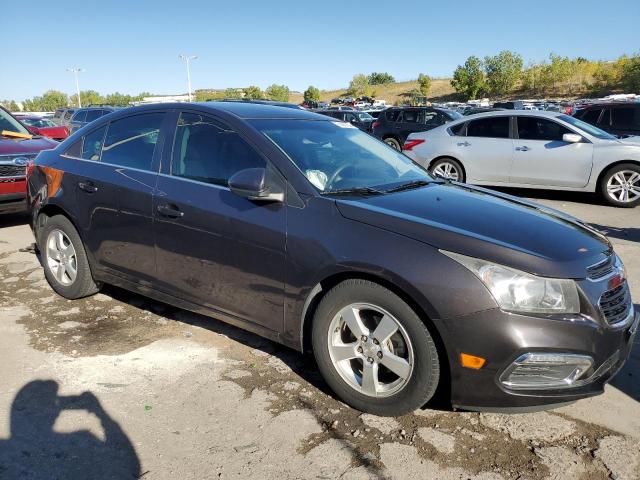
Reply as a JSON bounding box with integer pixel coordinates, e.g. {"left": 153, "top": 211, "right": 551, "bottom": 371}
{"left": 326, "top": 164, "right": 357, "bottom": 189}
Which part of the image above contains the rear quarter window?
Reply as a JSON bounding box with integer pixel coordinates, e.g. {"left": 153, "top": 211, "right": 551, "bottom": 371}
{"left": 449, "top": 123, "right": 466, "bottom": 136}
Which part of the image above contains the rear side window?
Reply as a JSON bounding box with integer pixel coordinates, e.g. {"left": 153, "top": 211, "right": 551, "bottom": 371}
{"left": 449, "top": 123, "right": 466, "bottom": 136}
{"left": 385, "top": 110, "right": 401, "bottom": 122}
{"left": 82, "top": 126, "right": 107, "bottom": 161}
{"left": 611, "top": 107, "right": 639, "bottom": 129}
{"left": 467, "top": 117, "right": 510, "bottom": 138}
{"left": 517, "top": 117, "right": 571, "bottom": 141}
{"left": 85, "top": 109, "right": 102, "bottom": 122}
{"left": 71, "top": 110, "right": 87, "bottom": 123}
{"left": 171, "top": 112, "right": 265, "bottom": 186}
{"left": 64, "top": 110, "right": 76, "bottom": 121}
{"left": 424, "top": 111, "right": 445, "bottom": 127}
{"left": 402, "top": 110, "right": 420, "bottom": 123}
{"left": 100, "top": 113, "right": 164, "bottom": 170}
{"left": 581, "top": 108, "right": 602, "bottom": 125}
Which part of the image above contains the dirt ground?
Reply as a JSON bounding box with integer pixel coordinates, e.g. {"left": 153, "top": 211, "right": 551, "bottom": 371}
{"left": 1, "top": 188, "right": 639, "bottom": 480}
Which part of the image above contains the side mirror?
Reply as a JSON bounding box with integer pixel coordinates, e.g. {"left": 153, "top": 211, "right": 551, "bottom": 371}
{"left": 563, "top": 133, "right": 582, "bottom": 143}
{"left": 228, "top": 167, "right": 284, "bottom": 202}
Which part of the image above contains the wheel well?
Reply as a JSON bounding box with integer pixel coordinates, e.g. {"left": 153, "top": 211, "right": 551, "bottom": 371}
{"left": 301, "top": 271, "right": 452, "bottom": 404}
{"left": 35, "top": 204, "right": 79, "bottom": 242}
{"left": 428, "top": 156, "right": 466, "bottom": 178}
{"left": 595, "top": 160, "right": 640, "bottom": 190}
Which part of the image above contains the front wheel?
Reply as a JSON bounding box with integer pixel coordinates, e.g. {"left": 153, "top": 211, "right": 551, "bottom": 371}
{"left": 312, "top": 279, "right": 440, "bottom": 416}
{"left": 38, "top": 214, "right": 100, "bottom": 299}
{"left": 599, "top": 163, "right": 640, "bottom": 207}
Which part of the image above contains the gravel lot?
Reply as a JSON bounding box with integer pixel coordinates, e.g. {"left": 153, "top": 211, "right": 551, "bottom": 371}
{"left": 1, "top": 189, "right": 638, "bottom": 480}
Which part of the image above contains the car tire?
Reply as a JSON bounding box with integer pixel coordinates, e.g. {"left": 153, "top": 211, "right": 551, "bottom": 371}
{"left": 312, "top": 279, "right": 440, "bottom": 416}
{"left": 38, "top": 214, "right": 100, "bottom": 299}
{"left": 384, "top": 137, "right": 402, "bottom": 151}
{"left": 429, "top": 157, "right": 465, "bottom": 182}
{"left": 599, "top": 163, "right": 640, "bottom": 208}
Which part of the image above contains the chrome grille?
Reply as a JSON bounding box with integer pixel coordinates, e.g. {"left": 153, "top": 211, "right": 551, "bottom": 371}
{"left": 587, "top": 255, "right": 615, "bottom": 280}
{"left": 0, "top": 165, "right": 26, "bottom": 177}
{"left": 599, "top": 282, "right": 632, "bottom": 326}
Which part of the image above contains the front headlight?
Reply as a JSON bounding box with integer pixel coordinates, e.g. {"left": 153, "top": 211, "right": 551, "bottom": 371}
{"left": 442, "top": 251, "right": 580, "bottom": 314}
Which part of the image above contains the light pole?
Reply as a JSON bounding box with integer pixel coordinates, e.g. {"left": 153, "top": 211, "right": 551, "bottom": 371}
{"left": 66, "top": 67, "right": 84, "bottom": 107}
{"left": 178, "top": 54, "right": 197, "bottom": 102}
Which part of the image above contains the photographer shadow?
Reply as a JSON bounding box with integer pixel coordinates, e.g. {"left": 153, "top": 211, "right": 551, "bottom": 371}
{"left": 0, "top": 380, "right": 140, "bottom": 480}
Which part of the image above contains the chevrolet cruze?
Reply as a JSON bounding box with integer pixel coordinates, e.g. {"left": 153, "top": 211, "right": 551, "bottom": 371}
{"left": 27, "top": 103, "right": 638, "bottom": 416}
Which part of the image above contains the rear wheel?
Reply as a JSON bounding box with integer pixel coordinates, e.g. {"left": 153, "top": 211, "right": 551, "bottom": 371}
{"left": 599, "top": 163, "right": 640, "bottom": 207}
{"left": 384, "top": 137, "right": 402, "bottom": 151}
{"left": 38, "top": 214, "right": 100, "bottom": 299}
{"left": 312, "top": 279, "right": 440, "bottom": 416}
{"left": 429, "top": 157, "right": 465, "bottom": 182}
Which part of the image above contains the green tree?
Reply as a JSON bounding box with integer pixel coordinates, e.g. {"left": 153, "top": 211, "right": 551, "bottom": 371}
{"left": 243, "top": 86, "right": 263, "bottom": 99}
{"left": 367, "top": 72, "right": 395, "bottom": 85}
{"left": 621, "top": 54, "right": 640, "bottom": 92}
{"left": 303, "top": 86, "right": 321, "bottom": 104}
{"left": 104, "top": 92, "right": 133, "bottom": 106}
{"left": 70, "top": 90, "right": 103, "bottom": 107}
{"left": 451, "top": 56, "right": 485, "bottom": 100}
{"left": 417, "top": 73, "right": 432, "bottom": 97}
{"left": 348, "top": 74, "right": 371, "bottom": 97}
{"left": 223, "top": 88, "right": 243, "bottom": 99}
{"left": 194, "top": 90, "right": 225, "bottom": 102}
{"left": 265, "top": 84, "right": 290, "bottom": 102}
{"left": 484, "top": 50, "right": 523, "bottom": 96}
{"left": 0, "top": 100, "right": 20, "bottom": 111}
{"left": 23, "top": 90, "right": 68, "bottom": 111}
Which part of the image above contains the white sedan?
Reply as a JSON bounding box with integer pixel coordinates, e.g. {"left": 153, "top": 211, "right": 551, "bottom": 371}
{"left": 402, "top": 111, "right": 640, "bottom": 207}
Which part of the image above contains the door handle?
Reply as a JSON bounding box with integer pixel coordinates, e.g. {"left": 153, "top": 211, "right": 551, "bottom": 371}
{"left": 78, "top": 181, "right": 98, "bottom": 193}
{"left": 457, "top": 141, "right": 471, "bottom": 147}
{"left": 515, "top": 146, "right": 531, "bottom": 152}
{"left": 157, "top": 203, "right": 184, "bottom": 218}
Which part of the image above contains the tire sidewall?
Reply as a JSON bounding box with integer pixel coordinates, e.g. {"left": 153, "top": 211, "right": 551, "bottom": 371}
{"left": 430, "top": 158, "right": 465, "bottom": 182}
{"left": 312, "top": 280, "right": 440, "bottom": 416}
{"left": 600, "top": 163, "right": 640, "bottom": 208}
{"left": 384, "top": 137, "right": 401, "bottom": 151}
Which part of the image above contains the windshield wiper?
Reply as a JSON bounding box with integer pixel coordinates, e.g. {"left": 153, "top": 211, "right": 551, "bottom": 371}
{"left": 321, "top": 186, "right": 385, "bottom": 196}
{"left": 385, "top": 179, "right": 431, "bottom": 193}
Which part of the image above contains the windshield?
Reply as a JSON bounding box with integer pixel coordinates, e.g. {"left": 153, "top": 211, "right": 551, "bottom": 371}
{"left": 20, "top": 117, "right": 56, "bottom": 128}
{"left": 251, "top": 119, "right": 432, "bottom": 193}
{"left": 444, "top": 110, "right": 463, "bottom": 120}
{"left": 559, "top": 114, "right": 616, "bottom": 140}
{"left": 0, "top": 109, "right": 30, "bottom": 135}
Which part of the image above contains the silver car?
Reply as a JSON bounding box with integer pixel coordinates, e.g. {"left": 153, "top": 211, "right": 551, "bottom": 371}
{"left": 403, "top": 111, "right": 640, "bottom": 207}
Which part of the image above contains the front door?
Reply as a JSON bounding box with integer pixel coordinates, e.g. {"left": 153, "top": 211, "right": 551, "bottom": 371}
{"left": 75, "top": 111, "right": 166, "bottom": 283}
{"left": 153, "top": 111, "right": 286, "bottom": 332}
{"left": 510, "top": 116, "right": 593, "bottom": 187}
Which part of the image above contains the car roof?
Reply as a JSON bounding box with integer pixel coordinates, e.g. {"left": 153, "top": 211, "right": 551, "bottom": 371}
{"left": 455, "top": 110, "right": 563, "bottom": 120}
{"left": 108, "top": 101, "right": 327, "bottom": 120}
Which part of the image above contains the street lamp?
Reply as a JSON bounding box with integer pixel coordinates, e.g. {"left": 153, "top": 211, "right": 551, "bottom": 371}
{"left": 66, "top": 67, "right": 84, "bottom": 107}
{"left": 178, "top": 54, "right": 198, "bottom": 102}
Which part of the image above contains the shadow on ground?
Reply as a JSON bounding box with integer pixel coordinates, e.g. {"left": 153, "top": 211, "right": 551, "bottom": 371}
{"left": 0, "top": 212, "right": 29, "bottom": 229}
{"left": 0, "top": 380, "right": 140, "bottom": 479}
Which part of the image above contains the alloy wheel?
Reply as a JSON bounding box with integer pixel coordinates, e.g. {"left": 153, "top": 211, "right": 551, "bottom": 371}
{"left": 45, "top": 229, "right": 78, "bottom": 286}
{"left": 606, "top": 170, "right": 640, "bottom": 203}
{"left": 432, "top": 161, "right": 460, "bottom": 181}
{"left": 327, "top": 303, "right": 414, "bottom": 397}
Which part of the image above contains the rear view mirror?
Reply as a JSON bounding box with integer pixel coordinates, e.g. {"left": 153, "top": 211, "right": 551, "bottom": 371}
{"left": 228, "top": 167, "right": 284, "bottom": 202}
{"left": 563, "top": 133, "right": 582, "bottom": 143}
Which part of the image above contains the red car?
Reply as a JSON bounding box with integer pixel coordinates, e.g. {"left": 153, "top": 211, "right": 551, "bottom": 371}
{"left": 14, "top": 114, "right": 69, "bottom": 141}
{"left": 1, "top": 107, "right": 58, "bottom": 214}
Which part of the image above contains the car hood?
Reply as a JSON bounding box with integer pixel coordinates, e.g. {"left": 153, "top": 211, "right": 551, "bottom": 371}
{"left": 0, "top": 135, "right": 58, "bottom": 154}
{"left": 335, "top": 182, "right": 611, "bottom": 278}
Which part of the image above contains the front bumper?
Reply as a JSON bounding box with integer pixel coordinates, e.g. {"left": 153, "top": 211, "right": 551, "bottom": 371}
{"left": 435, "top": 305, "right": 638, "bottom": 411}
{"left": 0, "top": 191, "right": 27, "bottom": 215}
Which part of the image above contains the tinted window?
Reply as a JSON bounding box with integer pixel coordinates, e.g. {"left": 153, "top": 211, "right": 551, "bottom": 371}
{"left": 101, "top": 113, "right": 164, "bottom": 170}
{"left": 385, "top": 110, "right": 401, "bottom": 122}
{"left": 344, "top": 113, "right": 357, "bottom": 123}
{"left": 171, "top": 112, "right": 265, "bottom": 186}
{"left": 71, "top": 110, "right": 87, "bottom": 123}
{"left": 467, "top": 116, "right": 510, "bottom": 138}
{"left": 64, "top": 110, "right": 76, "bottom": 120}
{"left": 517, "top": 117, "right": 571, "bottom": 141}
{"left": 424, "top": 111, "right": 444, "bottom": 126}
{"left": 611, "top": 107, "right": 639, "bottom": 129}
{"left": 402, "top": 110, "right": 420, "bottom": 123}
{"left": 85, "top": 109, "right": 102, "bottom": 122}
{"left": 581, "top": 108, "right": 602, "bottom": 124}
{"left": 82, "top": 126, "right": 107, "bottom": 161}
{"left": 64, "top": 140, "right": 82, "bottom": 158}
{"left": 450, "top": 123, "right": 466, "bottom": 136}
{"left": 559, "top": 114, "right": 616, "bottom": 140}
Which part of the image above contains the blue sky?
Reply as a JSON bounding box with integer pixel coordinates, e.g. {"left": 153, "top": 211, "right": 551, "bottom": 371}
{"left": 1, "top": 0, "right": 638, "bottom": 100}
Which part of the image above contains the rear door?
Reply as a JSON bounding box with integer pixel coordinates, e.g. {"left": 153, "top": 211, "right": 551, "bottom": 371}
{"left": 457, "top": 115, "right": 513, "bottom": 183}
{"left": 153, "top": 110, "right": 286, "bottom": 332}
{"left": 609, "top": 105, "right": 640, "bottom": 137}
{"left": 75, "top": 111, "right": 168, "bottom": 284}
{"left": 396, "top": 109, "right": 427, "bottom": 143}
{"left": 510, "top": 115, "right": 593, "bottom": 187}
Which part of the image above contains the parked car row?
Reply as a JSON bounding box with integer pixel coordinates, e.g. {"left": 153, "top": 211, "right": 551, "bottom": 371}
{"left": 574, "top": 102, "right": 640, "bottom": 138}
{"left": 24, "top": 102, "right": 638, "bottom": 417}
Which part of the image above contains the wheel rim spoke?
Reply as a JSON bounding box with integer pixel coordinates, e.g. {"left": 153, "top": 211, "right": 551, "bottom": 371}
{"left": 372, "top": 314, "right": 398, "bottom": 344}
{"left": 341, "top": 307, "right": 368, "bottom": 338}
{"left": 380, "top": 351, "right": 412, "bottom": 380}
{"left": 330, "top": 343, "right": 359, "bottom": 362}
{"left": 361, "top": 362, "right": 380, "bottom": 396}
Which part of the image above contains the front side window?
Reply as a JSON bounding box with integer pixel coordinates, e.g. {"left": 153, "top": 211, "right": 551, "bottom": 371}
{"left": 101, "top": 113, "right": 164, "bottom": 170}
{"left": 517, "top": 117, "right": 571, "bottom": 141}
{"left": 82, "top": 126, "right": 107, "bottom": 161}
{"left": 611, "top": 107, "right": 638, "bottom": 128}
{"left": 251, "top": 119, "right": 432, "bottom": 192}
{"left": 581, "top": 108, "right": 602, "bottom": 125}
{"left": 68, "top": 110, "right": 82, "bottom": 122}
{"left": 0, "top": 109, "right": 30, "bottom": 134}
{"left": 467, "top": 116, "right": 510, "bottom": 138}
{"left": 171, "top": 112, "right": 265, "bottom": 186}
{"left": 385, "top": 110, "right": 401, "bottom": 122}
{"left": 559, "top": 114, "right": 616, "bottom": 140}
{"left": 85, "top": 109, "right": 102, "bottom": 122}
